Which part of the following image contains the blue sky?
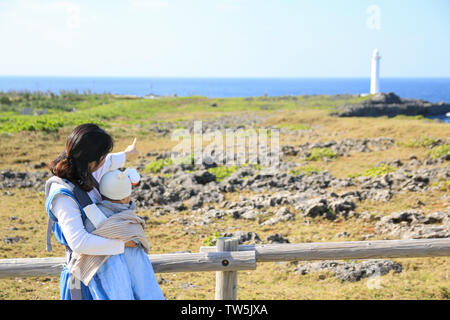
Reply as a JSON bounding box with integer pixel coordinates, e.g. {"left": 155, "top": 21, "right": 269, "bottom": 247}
{"left": 0, "top": 0, "right": 449, "bottom": 77}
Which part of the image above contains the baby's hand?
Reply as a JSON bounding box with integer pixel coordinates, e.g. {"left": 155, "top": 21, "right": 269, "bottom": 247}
{"left": 126, "top": 168, "right": 140, "bottom": 186}
{"left": 124, "top": 240, "right": 138, "bottom": 248}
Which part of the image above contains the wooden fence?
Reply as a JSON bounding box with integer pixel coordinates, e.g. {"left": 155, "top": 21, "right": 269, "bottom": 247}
{"left": 1, "top": 237, "right": 449, "bottom": 299}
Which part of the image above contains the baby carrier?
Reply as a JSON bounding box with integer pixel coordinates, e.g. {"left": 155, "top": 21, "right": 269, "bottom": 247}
{"left": 44, "top": 176, "right": 108, "bottom": 300}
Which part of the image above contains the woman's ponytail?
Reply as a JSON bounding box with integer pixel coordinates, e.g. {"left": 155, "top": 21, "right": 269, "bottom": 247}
{"left": 50, "top": 152, "right": 75, "bottom": 181}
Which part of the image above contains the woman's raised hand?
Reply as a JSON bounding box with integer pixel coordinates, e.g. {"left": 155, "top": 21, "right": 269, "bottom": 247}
{"left": 124, "top": 137, "right": 139, "bottom": 158}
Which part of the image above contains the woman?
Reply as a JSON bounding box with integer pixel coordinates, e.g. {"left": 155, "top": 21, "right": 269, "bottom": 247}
{"left": 45, "top": 123, "right": 163, "bottom": 300}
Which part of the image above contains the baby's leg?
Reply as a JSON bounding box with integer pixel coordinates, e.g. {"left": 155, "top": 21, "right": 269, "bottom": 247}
{"left": 123, "top": 247, "right": 166, "bottom": 300}
{"left": 88, "top": 254, "right": 135, "bottom": 300}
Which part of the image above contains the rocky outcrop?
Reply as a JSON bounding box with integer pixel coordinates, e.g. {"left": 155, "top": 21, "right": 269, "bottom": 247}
{"left": 2, "top": 159, "right": 447, "bottom": 220}
{"left": 0, "top": 133, "right": 447, "bottom": 227}
{"left": 222, "top": 231, "right": 262, "bottom": 244}
{"left": 332, "top": 92, "right": 450, "bottom": 118}
{"left": 294, "top": 259, "right": 402, "bottom": 282}
{"left": 266, "top": 233, "right": 290, "bottom": 243}
{"left": 144, "top": 114, "right": 269, "bottom": 136}
{"left": 282, "top": 137, "right": 396, "bottom": 158}
{"left": 133, "top": 171, "right": 224, "bottom": 212}
{"left": 375, "top": 209, "right": 450, "bottom": 239}
{"left": 0, "top": 170, "right": 49, "bottom": 192}
{"left": 261, "top": 207, "right": 295, "bottom": 226}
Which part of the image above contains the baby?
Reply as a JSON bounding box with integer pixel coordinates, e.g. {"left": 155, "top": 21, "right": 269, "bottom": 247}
{"left": 82, "top": 168, "right": 165, "bottom": 300}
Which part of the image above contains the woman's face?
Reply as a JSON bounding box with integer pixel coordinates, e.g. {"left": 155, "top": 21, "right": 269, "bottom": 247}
{"left": 88, "top": 155, "right": 107, "bottom": 173}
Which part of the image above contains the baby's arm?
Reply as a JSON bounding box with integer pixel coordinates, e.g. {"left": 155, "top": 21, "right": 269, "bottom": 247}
{"left": 51, "top": 194, "right": 125, "bottom": 255}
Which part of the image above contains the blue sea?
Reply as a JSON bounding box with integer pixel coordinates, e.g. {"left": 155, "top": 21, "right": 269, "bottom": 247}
{"left": 1, "top": 76, "right": 449, "bottom": 122}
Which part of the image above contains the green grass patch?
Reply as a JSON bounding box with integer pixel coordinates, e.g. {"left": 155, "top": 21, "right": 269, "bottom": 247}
{"left": 207, "top": 165, "right": 239, "bottom": 182}
{"left": 144, "top": 158, "right": 174, "bottom": 173}
{"left": 207, "top": 162, "right": 262, "bottom": 182}
{"left": 399, "top": 135, "right": 440, "bottom": 148}
{"left": 427, "top": 144, "right": 450, "bottom": 160}
{"left": 0, "top": 92, "right": 376, "bottom": 133}
{"left": 172, "top": 154, "right": 195, "bottom": 166}
{"left": 0, "top": 113, "right": 106, "bottom": 133}
{"left": 348, "top": 163, "right": 397, "bottom": 178}
{"left": 202, "top": 231, "right": 221, "bottom": 246}
{"left": 431, "top": 180, "right": 450, "bottom": 191}
{"left": 289, "top": 165, "right": 320, "bottom": 176}
{"left": 306, "top": 148, "right": 338, "bottom": 161}
{"left": 277, "top": 123, "right": 313, "bottom": 131}
{"left": 144, "top": 154, "right": 194, "bottom": 173}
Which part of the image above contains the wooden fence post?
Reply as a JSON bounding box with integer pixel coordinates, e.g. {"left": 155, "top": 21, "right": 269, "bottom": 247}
{"left": 215, "top": 237, "right": 238, "bottom": 300}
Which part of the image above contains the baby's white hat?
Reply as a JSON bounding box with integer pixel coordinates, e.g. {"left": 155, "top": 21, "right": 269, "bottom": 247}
{"left": 99, "top": 168, "right": 140, "bottom": 200}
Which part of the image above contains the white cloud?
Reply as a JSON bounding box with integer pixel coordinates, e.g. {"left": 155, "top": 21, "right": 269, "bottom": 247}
{"left": 0, "top": 0, "right": 82, "bottom": 34}
{"left": 129, "top": 0, "right": 169, "bottom": 10}
{"left": 0, "top": 0, "right": 84, "bottom": 61}
{"left": 216, "top": 0, "right": 243, "bottom": 12}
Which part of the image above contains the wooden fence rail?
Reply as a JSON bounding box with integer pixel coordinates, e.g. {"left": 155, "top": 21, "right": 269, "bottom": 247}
{"left": 200, "top": 238, "right": 450, "bottom": 261}
{"left": 0, "top": 251, "right": 257, "bottom": 278}
{"left": 1, "top": 238, "right": 449, "bottom": 299}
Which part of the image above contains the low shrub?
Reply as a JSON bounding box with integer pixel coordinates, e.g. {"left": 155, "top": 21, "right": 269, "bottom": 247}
{"left": 208, "top": 165, "right": 239, "bottom": 182}
{"left": 289, "top": 165, "right": 319, "bottom": 176}
{"left": 348, "top": 163, "right": 397, "bottom": 178}
{"left": 427, "top": 144, "right": 450, "bottom": 160}
{"left": 306, "top": 148, "right": 338, "bottom": 161}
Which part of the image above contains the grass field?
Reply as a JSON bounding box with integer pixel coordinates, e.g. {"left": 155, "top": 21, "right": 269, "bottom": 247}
{"left": 0, "top": 92, "right": 449, "bottom": 300}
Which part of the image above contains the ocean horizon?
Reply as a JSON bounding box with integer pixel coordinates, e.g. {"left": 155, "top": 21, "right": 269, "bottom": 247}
{"left": 1, "top": 76, "right": 449, "bottom": 103}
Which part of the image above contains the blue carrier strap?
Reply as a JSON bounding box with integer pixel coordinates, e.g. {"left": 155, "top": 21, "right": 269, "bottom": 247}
{"left": 45, "top": 178, "right": 100, "bottom": 251}
{"left": 45, "top": 186, "right": 90, "bottom": 300}
{"left": 72, "top": 185, "right": 96, "bottom": 208}
{"left": 45, "top": 188, "right": 87, "bottom": 251}
{"left": 44, "top": 179, "right": 100, "bottom": 301}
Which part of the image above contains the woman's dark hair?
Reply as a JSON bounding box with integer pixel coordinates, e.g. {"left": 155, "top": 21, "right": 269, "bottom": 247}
{"left": 50, "top": 123, "right": 114, "bottom": 191}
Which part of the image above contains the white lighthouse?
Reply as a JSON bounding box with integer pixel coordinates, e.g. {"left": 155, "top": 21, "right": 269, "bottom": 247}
{"left": 370, "top": 48, "right": 381, "bottom": 94}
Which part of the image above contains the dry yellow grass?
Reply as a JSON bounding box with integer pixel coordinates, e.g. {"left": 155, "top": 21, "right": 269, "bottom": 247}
{"left": 0, "top": 106, "right": 449, "bottom": 300}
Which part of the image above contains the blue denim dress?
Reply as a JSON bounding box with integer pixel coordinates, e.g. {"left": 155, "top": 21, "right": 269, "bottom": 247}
{"left": 84, "top": 200, "right": 165, "bottom": 300}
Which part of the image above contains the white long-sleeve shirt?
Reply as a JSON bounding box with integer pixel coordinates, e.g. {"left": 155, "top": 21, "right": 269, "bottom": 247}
{"left": 49, "top": 152, "right": 127, "bottom": 255}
